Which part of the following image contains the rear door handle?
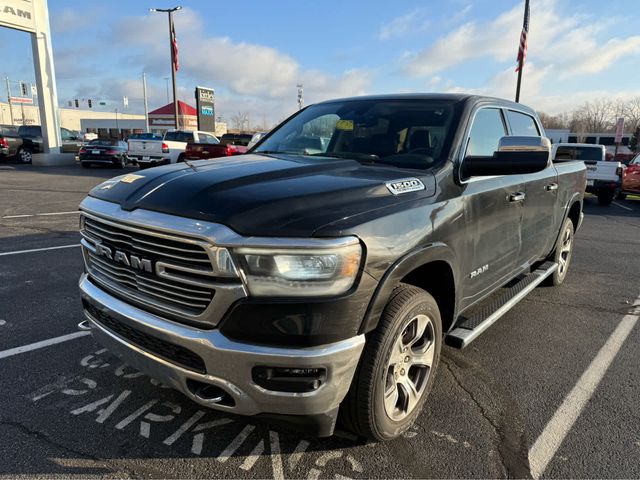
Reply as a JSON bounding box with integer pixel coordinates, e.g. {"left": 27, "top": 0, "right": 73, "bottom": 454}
{"left": 545, "top": 183, "right": 558, "bottom": 191}
{"left": 509, "top": 192, "right": 526, "bottom": 202}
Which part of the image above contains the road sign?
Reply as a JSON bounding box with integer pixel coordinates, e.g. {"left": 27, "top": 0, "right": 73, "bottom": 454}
{"left": 614, "top": 117, "right": 625, "bottom": 144}
{"left": 9, "top": 96, "right": 33, "bottom": 104}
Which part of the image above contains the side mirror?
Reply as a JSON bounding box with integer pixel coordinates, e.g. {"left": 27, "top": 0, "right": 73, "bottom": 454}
{"left": 463, "top": 136, "right": 551, "bottom": 177}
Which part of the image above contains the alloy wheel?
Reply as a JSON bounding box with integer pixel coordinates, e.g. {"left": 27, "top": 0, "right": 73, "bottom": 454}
{"left": 383, "top": 313, "right": 435, "bottom": 421}
{"left": 558, "top": 224, "right": 573, "bottom": 278}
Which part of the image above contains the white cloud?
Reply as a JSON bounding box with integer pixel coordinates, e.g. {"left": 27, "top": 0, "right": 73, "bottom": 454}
{"left": 404, "top": 0, "right": 639, "bottom": 80}
{"left": 378, "top": 8, "right": 430, "bottom": 41}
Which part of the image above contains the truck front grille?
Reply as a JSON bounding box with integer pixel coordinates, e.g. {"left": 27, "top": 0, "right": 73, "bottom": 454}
{"left": 80, "top": 212, "right": 217, "bottom": 325}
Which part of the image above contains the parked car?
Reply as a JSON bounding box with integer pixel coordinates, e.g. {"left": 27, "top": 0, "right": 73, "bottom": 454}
{"left": 127, "top": 130, "right": 219, "bottom": 169}
{"left": 16, "top": 125, "right": 84, "bottom": 163}
{"left": 220, "top": 133, "right": 253, "bottom": 146}
{"left": 184, "top": 135, "right": 247, "bottom": 160}
{"left": 0, "top": 125, "right": 22, "bottom": 161}
{"left": 79, "top": 94, "right": 585, "bottom": 441}
{"left": 246, "top": 131, "right": 268, "bottom": 149}
{"left": 552, "top": 143, "right": 623, "bottom": 205}
{"left": 619, "top": 153, "right": 640, "bottom": 199}
{"left": 79, "top": 139, "right": 129, "bottom": 169}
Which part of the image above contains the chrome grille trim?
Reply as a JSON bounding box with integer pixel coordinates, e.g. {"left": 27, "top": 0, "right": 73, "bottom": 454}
{"left": 79, "top": 203, "right": 247, "bottom": 328}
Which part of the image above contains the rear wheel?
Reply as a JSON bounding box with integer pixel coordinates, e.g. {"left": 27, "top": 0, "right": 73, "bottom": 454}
{"left": 341, "top": 284, "right": 442, "bottom": 441}
{"left": 116, "top": 156, "right": 126, "bottom": 169}
{"left": 81, "top": 162, "right": 90, "bottom": 168}
{"left": 138, "top": 163, "right": 148, "bottom": 170}
{"left": 597, "top": 189, "right": 614, "bottom": 206}
{"left": 617, "top": 192, "right": 627, "bottom": 200}
{"left": 177, "top": 153, "right": 185, "bottom": 163}
{"left": 17, "top": 147, "right": 32, "bottom": 164}
{"left": 546, "top": 217, "right": 574, "bottom": 286}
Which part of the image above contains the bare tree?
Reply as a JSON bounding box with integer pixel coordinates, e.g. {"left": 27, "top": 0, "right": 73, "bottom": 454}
{"left": 538, "top": 111, "right": 570, "bottom": 130}
{"left": 230, "top": 112, "right": 250, "bottom": 132}
{"left": 623, "top": 96, "right": 640, "bottom": 133}
{"left": 571, "top": 99, "right": 615, "bottom": 134}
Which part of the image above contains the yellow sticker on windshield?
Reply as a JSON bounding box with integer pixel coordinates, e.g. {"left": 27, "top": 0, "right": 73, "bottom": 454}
{"left": 335, "top": 119, "right": 354, "bottom": 131}
{"left": 120, "top": 174, "right": 145, "bottom": 184}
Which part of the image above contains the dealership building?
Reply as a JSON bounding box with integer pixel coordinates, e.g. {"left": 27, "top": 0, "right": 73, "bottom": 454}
{"left": 0, "top": 101, "right": 227, "bottom": 138}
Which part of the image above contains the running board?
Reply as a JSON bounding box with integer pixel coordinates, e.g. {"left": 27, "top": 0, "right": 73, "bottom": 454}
{"left": 445, "top": 261, "right": 558, "bottom": 349}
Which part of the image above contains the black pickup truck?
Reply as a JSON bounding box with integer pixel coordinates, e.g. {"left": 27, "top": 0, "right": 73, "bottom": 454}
{"left": 78, "top": 94, "right": 586, "bottom": 440}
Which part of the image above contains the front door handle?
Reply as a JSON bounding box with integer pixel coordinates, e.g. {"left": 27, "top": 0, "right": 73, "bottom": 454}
{"left": 545, "top": 183, "right": 559, "bottom": 191}
{"left": 509, "top": 192, "right": 526, "bottom": 202}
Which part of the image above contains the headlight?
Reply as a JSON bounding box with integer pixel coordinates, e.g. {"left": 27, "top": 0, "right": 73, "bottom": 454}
{"left": 235, "top": 241, "right": 362, "bottom": 297}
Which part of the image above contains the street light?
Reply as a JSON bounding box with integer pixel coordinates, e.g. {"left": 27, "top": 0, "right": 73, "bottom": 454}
{"left": 150, "top": 6, "right": 182, "bottom": 129}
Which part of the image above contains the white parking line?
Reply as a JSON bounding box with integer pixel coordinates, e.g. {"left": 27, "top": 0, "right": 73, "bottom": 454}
{"left": 0, "top": 331, "right": 91, "bottom": 360}
{"left": 612, "top": 201, "right": 634, "bottom": 211}
{"left": 2, "top": 211, "right": 80, "bottom": 219}
{"left": 0, "top": 244, "right": 80, "bottom": 257}
{"left": 528, "top": 297, "right": 640, "bottom": 478}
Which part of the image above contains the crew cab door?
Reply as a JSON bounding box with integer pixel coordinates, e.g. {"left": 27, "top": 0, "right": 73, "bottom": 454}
{"left": 459, "top": 107, "right": 525, "bottom": 305}
{"left": 505, "top": 109, "right": 559, "bottom": 263}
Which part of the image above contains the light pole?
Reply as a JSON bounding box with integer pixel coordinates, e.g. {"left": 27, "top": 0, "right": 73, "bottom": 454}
{"left": 163, "top": 77, "right": 170, "bottom": 103}
{"left": 150, "top": 6, "right": 182, "bottom": 129}
{"left": 297, "top": 83, "right": 304, "bottom": 110}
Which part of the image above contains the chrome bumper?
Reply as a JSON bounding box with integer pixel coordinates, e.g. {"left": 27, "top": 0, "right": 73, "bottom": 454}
{"left": 79, "top": 274, "right": 365, "bottom": 417}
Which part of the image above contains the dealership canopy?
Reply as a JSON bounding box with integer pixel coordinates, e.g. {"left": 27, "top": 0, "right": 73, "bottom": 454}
{"left": 148, "top": 101, "right": 198, "bottom": 130}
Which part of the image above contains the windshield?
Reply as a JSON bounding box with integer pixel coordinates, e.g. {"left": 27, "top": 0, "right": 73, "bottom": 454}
{"left": 255, "top": 98, "right": 461, "bottom": 170}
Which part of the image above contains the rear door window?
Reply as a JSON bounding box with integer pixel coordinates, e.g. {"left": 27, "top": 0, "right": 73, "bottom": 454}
{"left": 554, "top": 146, "right": 602, "bottom": 161}
{"left": 506, "top": 110, "right": 540, "bottom": 136}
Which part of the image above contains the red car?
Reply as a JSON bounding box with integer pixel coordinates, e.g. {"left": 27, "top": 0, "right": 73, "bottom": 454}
{"left": 184, "top": 140, "right": 247, "bottom": 160}
{"left": 619, "top": 154, "right": 640, "bottom": 199}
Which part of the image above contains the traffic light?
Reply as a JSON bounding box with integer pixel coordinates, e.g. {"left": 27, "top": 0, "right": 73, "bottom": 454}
{"left": 20, "top": 82, "right": 28, "bottom": 96}
{"left": 74, "top": 99, "right": 79, "bottom": 108}
{"left": 88, "top": 99, "right": 92, "bottom": 108}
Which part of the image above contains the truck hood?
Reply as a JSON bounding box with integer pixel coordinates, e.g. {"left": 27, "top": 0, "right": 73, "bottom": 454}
{"left": 89, "top": 154, "right": 436, "bottom": 236}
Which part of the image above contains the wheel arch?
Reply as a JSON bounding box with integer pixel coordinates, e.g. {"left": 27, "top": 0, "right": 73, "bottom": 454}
{"left": 360, "top": 244, "right": 459, "bottom": 336}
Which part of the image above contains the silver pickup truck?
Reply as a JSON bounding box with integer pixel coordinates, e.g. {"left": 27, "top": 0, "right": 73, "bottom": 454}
{"left": 552, "top": 143, "right": 623, "bottom": 205}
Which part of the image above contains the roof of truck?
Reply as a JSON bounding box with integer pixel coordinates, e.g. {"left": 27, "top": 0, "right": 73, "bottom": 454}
{"left": 314, "top": 93, "right": 531, "bottom": 111}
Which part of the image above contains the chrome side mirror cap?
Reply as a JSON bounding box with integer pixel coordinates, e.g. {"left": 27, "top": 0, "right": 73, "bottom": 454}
{"left": 498, "top": 136, "right": 551, "bottom": 153}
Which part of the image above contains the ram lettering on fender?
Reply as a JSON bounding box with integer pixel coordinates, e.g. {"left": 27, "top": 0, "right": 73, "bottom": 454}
{"left": 385, "top": 178, "right": 425, "bottom": 195}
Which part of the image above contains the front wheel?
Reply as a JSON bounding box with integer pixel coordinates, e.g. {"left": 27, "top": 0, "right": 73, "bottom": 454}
{"left": 341, "top": 284, "right": 442, "bottom": 441}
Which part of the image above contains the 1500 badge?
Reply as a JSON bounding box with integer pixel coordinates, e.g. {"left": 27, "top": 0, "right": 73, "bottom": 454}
{"left": 386, "top": 178, "right": 425, "bottom": 195}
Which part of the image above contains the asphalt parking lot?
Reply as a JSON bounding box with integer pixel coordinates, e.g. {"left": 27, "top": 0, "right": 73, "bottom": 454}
{"left": 1, "top": 163, "right": 639, "bottom": 479}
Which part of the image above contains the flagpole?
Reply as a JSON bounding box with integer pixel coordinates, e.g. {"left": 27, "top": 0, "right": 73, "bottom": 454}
{"left": 151, "top": 6, "right": 182, "bottom": 130}
{"left": 515, "top": 0, "right": 529, "bottom": 103}
{"left": 168, "top": 10, "right": 179, "bottom": 129}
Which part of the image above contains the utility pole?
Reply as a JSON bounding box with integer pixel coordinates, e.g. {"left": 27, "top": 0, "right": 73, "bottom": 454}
{"left": 142, "top": 72, "right": 149, "bottom": 133}
{"left": 115, "top": 107, "right": 119, "bottom": 137}
{"left": 5, "top": 77, "right": 14, "bottom": 126}
{"left": 151, "top": 7, "right": 182, "bottom": 130}
{"left": 297, "top": 83, "right": 304, "bottom": 110}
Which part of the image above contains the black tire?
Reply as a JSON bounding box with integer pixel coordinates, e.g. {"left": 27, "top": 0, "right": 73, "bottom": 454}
{"left": 138, "top": 163, "right": 148, "bottom": 170}
{"left": 617, "top": 192, "right": 627, "bottom": 200}
{"left": 340, "top": 284, "right": 442, "bottom": 441}
{"left": 17, "top": 147, "right": 32, "bottom": 164}
{"left": 177, "top": 154, "right": 185, "bottom": 163}
{"left": 81, "top": 162, "right": 90, "bottom": 168}
{"left": 546, "top": 217, "right": 574, "bottom": 286}
{"left": 116, "top": 156, "right": 126, "bottom": 169}
{"left": 597, "top": 189, "right": 614, "bottom": 206}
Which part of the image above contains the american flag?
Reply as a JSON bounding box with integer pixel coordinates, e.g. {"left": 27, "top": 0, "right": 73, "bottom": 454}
{"left": 171, "top": 20, "right": 179, "bottom": 71}
{"left": 516, "top": 0, "right": 530, "bottom": 72}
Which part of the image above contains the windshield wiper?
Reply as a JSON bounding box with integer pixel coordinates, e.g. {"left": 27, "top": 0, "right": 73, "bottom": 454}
{"left": 310, "top": 152, "right": 382, "bottom": 162}
{"left": 255, "top": 150, "right": 302, "bottom": 156}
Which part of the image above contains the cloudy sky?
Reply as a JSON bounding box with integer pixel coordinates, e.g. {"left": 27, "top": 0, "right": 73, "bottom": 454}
{"left": 2, "top": 0, "right": 639, "bottom": 127}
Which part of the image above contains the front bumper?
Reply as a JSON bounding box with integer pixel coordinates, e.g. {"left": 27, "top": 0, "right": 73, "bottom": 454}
{"left": 79, "top": 274, "right": 364, "bottom": 420}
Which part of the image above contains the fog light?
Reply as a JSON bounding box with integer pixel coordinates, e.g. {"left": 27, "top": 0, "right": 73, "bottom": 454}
{"left": 252, "top": 366, "right": 326, "bottom": 393}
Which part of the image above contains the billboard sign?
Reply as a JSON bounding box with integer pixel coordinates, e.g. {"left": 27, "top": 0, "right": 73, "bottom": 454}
{"left": 195, "top": 86, "right": 215, "bottom": 133}
{"left": 0, "top": 0, "right": 36, "bottom": 33}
